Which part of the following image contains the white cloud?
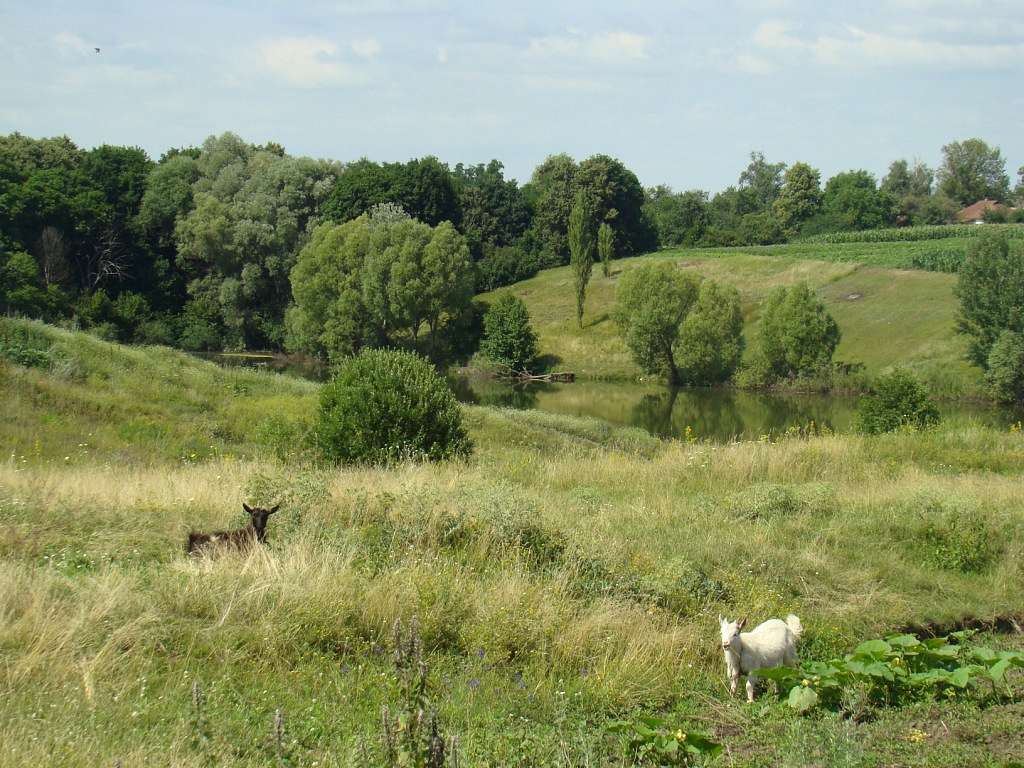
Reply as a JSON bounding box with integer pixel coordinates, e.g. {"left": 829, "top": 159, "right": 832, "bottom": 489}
{"left": 525, "top": 30, "right": 650, "bottom": 62}
{"left": 734, "top": 53, "right": 774, "bottom": 75}
{"left": 752, "top": 21, "right": 803, "bottom": 50}
{"left": 750, "top": 21, "right": 1023, "bottom": 70}
{"left": 259, "top": 36, "right": 358, "bottom": 88}
{"left": 811, "top": 26, "right": 1023, "bottom": 68}
{"left": 522, "top": 74, "right": 606, "bottom": 93}
{"left": 350, "top": 37, "right": 381, "bottom": 58}
{"left": 437, "top": 46, "right": 449, "bottom": 64}
{"left": 54, "top": 32, "right": 96, "bottom": 56}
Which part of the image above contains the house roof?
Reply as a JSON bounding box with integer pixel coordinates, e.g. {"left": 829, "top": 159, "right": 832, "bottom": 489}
{"left": 956, "top": 198, "right": 1006, "bottom": 222}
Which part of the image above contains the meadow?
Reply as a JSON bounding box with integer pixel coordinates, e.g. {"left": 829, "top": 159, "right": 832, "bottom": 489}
{"left": 2, "top": 318, "right": 1023, "bottom": 766}
{"left": 481, "top": 246, "right": 981, "bottom": 398}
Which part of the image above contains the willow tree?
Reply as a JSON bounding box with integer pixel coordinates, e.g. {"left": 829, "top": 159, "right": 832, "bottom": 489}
{"left": 568, "top": 191, "right": 598, "bottom": 328}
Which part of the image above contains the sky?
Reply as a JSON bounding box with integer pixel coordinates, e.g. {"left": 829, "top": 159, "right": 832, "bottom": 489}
{"left": 1, "top": 0, "right": 1022, "bottom": 193}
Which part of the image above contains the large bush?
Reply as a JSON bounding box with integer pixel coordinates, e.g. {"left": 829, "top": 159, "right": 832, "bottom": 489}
{"left": 675, "top": 280, "right": 745, "bottom": 384}
{"left": 985, "top": 330, "right": 1024, "bottom": 403}
{"left": 479, "top": 293, "right": 538, "bottom": 372}
{"left": 612, "top": 262, "right": 699, "bottom": 383}
{"left": 857, "top": 369, "right": 940, "bottom": 434}
{"left": 956, "top": 231, "right": 1024, "bottom": 367}
{"left": 315, "top": 349, "right": 471, "bottom": 464}
{"left": 757, "top": 282, "right": 841, "bottom": 381}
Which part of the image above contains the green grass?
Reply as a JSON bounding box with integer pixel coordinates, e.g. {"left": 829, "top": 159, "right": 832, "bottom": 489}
{"left": 2, "top": 322, "right": 1024, "bottom": 766}
{"left": 480, "top": 248, "right": 982, "bottom": 397}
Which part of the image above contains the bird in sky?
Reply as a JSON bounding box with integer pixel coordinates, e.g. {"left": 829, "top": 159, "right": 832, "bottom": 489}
{"left": 94, "top": 47, "right": 100, "bottom": 53}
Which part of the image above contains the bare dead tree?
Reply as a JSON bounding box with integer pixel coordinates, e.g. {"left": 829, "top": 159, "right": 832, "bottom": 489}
{"left": 79, "top": 226, "right": 130, "bottom": 290}
{"left": 36, "top": 226, "right": 70, "bottom": 288}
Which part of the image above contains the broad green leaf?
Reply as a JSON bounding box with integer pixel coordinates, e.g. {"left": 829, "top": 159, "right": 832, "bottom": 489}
{"left": 853, "top": 639, "right": 891, "bottom": 659}
{"left": 788, "top": 685, "right": 818, "bottom": 713}
{"left": 989, "top": 658, "right": 1012, "bottom": 684}
{"left": 887, "top": 634, "right": 921, "bottom": 648}
{"left": 948, "top": 666, "right": 975, "bottom": 688}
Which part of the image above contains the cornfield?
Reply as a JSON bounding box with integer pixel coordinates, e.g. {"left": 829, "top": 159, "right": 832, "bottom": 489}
{"left": 801, "top": 223, "right": 1024, "bottom": 245}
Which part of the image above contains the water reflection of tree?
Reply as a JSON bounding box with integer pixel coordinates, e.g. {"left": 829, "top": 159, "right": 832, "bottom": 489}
{"left": 630, "top": 387, "right": 855, "bottom": 442}
{"left": 631, "top": 389, "right": 679, "bottom": 438}
{"left": 455, "top": 377, "right": 540, "bottom": 409}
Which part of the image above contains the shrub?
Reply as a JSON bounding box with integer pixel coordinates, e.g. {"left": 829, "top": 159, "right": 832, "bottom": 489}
{"left": 315, "top": 348, "right": 471, "bottom": 464}
{"left": 921, "top": 506, "right": 995, "bottom": 574}
{"left": 675, "top": 280, "right": 744, "bottom": 384}
{"left": 956, "top": 231, "right": 1024, "bottom": 367}
{"left": 857, "top": 369, "right": 940, "bottom": 434}
{"left": 985, "top": 330, "right": 1024, "bottom": 403}
{"left": 479, "top": 293, "right": 538, "bottom": 372}
{"left": 757, "top": 282, "right": 840, "bottom": 381}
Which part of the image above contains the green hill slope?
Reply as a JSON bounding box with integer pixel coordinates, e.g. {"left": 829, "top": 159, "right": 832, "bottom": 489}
{"left": 480, "top": 248, "right": 981, "bottom": 396}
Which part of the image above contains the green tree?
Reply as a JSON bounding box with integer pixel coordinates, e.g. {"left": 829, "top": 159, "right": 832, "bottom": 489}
{"left": 985, "top": 331, "right": 1024, "bottom": 403}
{"left": 821, "top": 170, "right": 895, "bottom": 231}
{"left": 937, "top": 138, "right": 1011, "bottom": 205}
{"left": 612, "top": 262, "right": 699, "bottom": 383}
{"left": 955, "top": 231, "right": 1024, "bottom": 367}
{"left": 525, "top": 153, "right": 653, "bottom": 265}
{"left": 174, "top": 133, "right": 341, "bottom": 348}
{"left": 479, "top": 293, "right": 538, "bottom": 371}
{"left": 643, "top": 186, "right": 708, "bottom": 247}
{"left": 453, "top": 160, "right": 530, "bottom": 259}
{"left": 773, "top": 162, "right": 821, "bottom": 229}
{"left": 738, "top": 151, "right": 786, "bottom": 212}
{"left": 568, "top": 191, "right": 598, "bottom": 328}
{"left": 675, "top": 280, "right": 744, "bottom": 384}
{"left": 598, "top": 221, "right": 615, "bottom": 277}
{"left": 759, "top": 283, "right": 841, "bottom": 379}
{"left": 0, "top": 249, "right": 58, "bottom": 317}
{"left": 287, "top": 216, "right": 374, "bottom": 360}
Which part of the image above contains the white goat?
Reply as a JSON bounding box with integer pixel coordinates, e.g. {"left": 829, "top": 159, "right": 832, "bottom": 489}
{"left": 719, "top": 614, "right": 803, "bottom": 702}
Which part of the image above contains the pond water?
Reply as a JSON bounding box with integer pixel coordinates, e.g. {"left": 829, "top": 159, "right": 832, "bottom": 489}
{"left": 449, "top": 376, "right": 1019, "bottom": 443}
{"left": 202, "top": 352, "right": 1019, "bottom": 443}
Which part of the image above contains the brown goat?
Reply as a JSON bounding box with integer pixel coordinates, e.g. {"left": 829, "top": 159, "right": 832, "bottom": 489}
{"left": 186, "top": 503, "right": 280, "bottom": 555}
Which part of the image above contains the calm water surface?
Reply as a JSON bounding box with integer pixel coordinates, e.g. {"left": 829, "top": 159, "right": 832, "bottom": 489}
{"left": 450, "top": 376, "right": 1018, "bottom": 443}
{"left": 204, "top": 352, "right": 1018, "bottom": 443}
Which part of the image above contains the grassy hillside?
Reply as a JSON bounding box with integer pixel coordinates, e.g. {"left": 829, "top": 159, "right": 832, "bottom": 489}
{"left": 2, "top": 321, "right": 1024, "bottom": 766}
{"left": 480, "top": 248, "right": 981, "bottom": 396}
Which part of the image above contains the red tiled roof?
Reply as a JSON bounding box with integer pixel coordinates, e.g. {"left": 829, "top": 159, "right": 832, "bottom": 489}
{"left": 956, "top": 198, "right": 1006, "bottom": 222}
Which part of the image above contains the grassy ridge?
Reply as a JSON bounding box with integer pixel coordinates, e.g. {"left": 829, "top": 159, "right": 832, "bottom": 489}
{"left": 482, "top": 250, "right": 981, "bottom": 396}
{"left": 2, "top": 322, "right": 1024, "bottom": 765}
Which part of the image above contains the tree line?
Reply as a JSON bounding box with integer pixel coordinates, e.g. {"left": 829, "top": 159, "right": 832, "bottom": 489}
{"left": 2, "top": 130, "right": 1021, "bottom": 357}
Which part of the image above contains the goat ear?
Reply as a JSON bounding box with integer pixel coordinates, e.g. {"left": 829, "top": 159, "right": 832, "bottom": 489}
{"left": 243, "top": 503, "right": 253, "bottom": 514}
{"left": 269, "top": 504, "right": 280, "bottom": 514}
{"left": 737, "top": 616, "right": 747, "bottom": 631}
{"left": 718, "top": 614, "right": 725, "bottom": 625}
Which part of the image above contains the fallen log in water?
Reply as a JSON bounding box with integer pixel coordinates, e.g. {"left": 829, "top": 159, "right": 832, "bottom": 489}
{"left": 506, "top": 370, "right": 575, "bottom": 383}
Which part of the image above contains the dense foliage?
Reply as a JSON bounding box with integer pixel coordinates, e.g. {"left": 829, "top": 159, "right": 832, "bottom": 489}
{"left": 1, "top": 128, "right": 1017, "bottom": 363}
{"left": 857, "top": 369, "right": 940, "bottom": 434}
{"left": 955, "top": 231, "right": 1024, "bottom": 367}
{"left": 288, "top": 211, "right": 474, "bottom": 360}
{"left": 760, "top": 631, "right": 1024, "bottom": 714}
{"left": 315, "top": 348, "right": 471, "bottom": 464}
{"left": 984, "top": 330, "right": 1024, "bottom": 404}
{"left": 612, "top": 265, "right": 743, "bottom": 385}
{"left": 478, "top": 293, "right": 538, "bottom": 372}
{"left": 757, "top": 283, "right": 841, "bottom": 381}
